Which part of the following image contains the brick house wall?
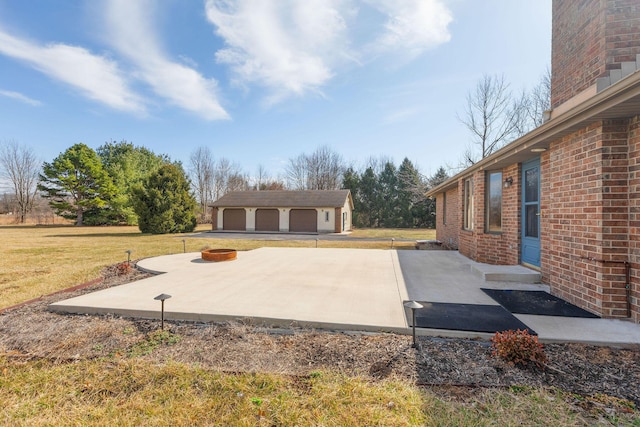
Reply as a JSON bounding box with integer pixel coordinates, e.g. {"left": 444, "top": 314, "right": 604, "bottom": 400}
{"left": 435, "top": 187, "right": 459, "bottom": 249}
{"left": 627, "top": 115, "right": 640, "bottom": 321}
{"left": 543, "top": 118, "right": 638, "bottom": 319}
{"left": 454, "top": 165, "right": 521, "bottom": 266}
{"left": 552, "top": 0, "right": 640, "bottom": 108}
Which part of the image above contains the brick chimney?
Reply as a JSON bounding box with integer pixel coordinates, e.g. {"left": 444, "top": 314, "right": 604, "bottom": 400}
{"left": 551, "top": 0, "right": 640, "bottom": 108}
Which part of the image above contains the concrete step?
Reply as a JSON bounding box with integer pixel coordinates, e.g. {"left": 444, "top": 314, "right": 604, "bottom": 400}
{"left": 469, "top": 263, "right": 542, "bottom": 283}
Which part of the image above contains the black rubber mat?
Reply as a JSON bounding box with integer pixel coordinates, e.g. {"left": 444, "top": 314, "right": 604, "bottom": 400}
{"left": 410, "top": 302, "right": 535, "bottom": 334}
{"left": 481, "top": 289, "right": 600, "bottom": 318}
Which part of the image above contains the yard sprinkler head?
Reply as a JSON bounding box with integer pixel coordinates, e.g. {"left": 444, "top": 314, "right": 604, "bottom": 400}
{"left": 403, "top": 300, "right": 423, "bottom": 348}
{"left": 316, "top": 238, "right": 319, "bottom": 248}
{"left": 391, "top": 238, "right": 395, "bottom": 249}
{"left": 182, "top": 239, "right": 186, "bottom": 253}
{"left": 125, "top": 250, "right": 132, "bottom": 264}
{"left": 154, "top": 293, "right": 172, "bottom": 330}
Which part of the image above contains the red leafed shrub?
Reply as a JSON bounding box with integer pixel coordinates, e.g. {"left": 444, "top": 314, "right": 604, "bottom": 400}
{"left": 491, "top": 329, "right": 547, "bottom": 369}
{"left": 115, "top": 262, "right": 132, "bottom": 276}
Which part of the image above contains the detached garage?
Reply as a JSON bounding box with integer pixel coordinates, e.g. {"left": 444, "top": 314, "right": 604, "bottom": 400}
{"left": 289, "top": 209, "right": 318, "bottom": 232}
{"left": 222, "top": 208, "right": 246, "bottom": 231}
{"left": 255, "top": 209, "right": 279, "bottom": 232}
{"left": 210, "top": 190, "right": 353, "bottom": 233}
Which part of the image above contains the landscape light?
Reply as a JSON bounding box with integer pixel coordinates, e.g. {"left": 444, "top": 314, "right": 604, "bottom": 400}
{"left": 403, "top": 300, "right": 423, "bottom": 348}
{"left": 154, "top": 293, "right": 172, "bottom": 330}
{"left": 125, "top": 249, "right": 132, "bottom": 264}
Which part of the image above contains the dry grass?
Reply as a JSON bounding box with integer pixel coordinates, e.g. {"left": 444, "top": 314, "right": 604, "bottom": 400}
{"left": 349, "top": 228, "right": 436, "bottom": 239}
{"left": 3, "top": 225, "right": 637, "bottom": 425}
{"left": 0, "top": 357, "right": 602, "bottom": 426}
{"left": 0, "top": 225, "right": 420, "bottom": 308}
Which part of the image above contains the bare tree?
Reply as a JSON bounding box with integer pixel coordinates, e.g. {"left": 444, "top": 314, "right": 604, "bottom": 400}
{"left": 212, "top": 158, "right": 245, "bottom": 199}
{"left": 285, "top": 146, "right": 345, "bottom": 190}
{"left": 189, "top": 146, "right": 215, "bottom": 222}
{"left": 0, "top": 140, "right": 40, "bottom": 223}
{"left": 285, "top": 154, "right": 308, "bottom": 190}
{"left": 459, "top": 74, "right": 522, "bottom": 165}
{"left": 255, "top": 164, "right": 267, "bottom": 191}
{"left": 524, "top": 68, "right": 551, "bottom": 129}
{"left": 459, "top": 71, "right": 551, "bottom": 166}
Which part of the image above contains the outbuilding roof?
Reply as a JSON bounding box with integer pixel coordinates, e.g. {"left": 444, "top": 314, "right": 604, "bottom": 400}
{"left": 210, "top": 190, "right": 353, "bottom": 209}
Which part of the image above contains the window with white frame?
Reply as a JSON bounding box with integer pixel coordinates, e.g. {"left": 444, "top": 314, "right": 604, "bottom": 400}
{"left": 485, "top": 171, "right": 502, "bottom": 233}
{"left": 442, "top": 192, "right": 447, "bottom": 224}
{"left": 463, "top": 178, "right": 474, "bottom": 230}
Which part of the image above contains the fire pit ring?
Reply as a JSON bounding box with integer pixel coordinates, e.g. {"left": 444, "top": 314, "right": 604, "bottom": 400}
{"left": 201, "top": 248, "right": 237, "bottom": 262}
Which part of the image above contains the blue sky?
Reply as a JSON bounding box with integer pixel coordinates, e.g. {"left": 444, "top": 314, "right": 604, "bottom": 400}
{"left": 0, "top": 0, "right": 551, "bottom": 185}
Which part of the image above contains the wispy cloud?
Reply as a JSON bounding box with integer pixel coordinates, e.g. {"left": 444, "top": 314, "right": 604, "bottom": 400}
{"left": 206, "top": 0, "right": 353, "bottom": 104}
{"left": 205, "top": 0, "right": 452, "bottom": 103}
{"left": 0, "top": 29, "right": 145, "bottom": 113}
{"left": 366, "top": 0, "right": 452, "bottom": 59}
{"left": 104, "top": 0, "right": 230, "bottom": 120}
{"left": 0, "top": 89, "right": 42, "bottom": 106}
{"left": 382, "top": 107, "right": 421, "bottom": 124}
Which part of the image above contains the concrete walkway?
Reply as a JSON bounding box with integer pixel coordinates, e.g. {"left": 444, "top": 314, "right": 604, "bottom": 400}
{"left": 50, "top": 248, "right": 640, "bottom": 346}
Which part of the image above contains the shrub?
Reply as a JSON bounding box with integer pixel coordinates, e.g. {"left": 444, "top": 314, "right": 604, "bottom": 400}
{"left": 131, "top": 164, "right": 197, "bottom": 234}
{"left": 115, "top": 262, "right": 132, "bottom": 276}
{"left": 491, "top": 329, "right": 547, "bottom": 369}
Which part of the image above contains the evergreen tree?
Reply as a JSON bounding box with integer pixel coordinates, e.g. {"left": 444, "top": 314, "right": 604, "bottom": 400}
{"left": 397, "top": 158, "right": 426, "bottom": 227}
{"left": 95, "top": 141, "right": 168, "bottom": 225}
{"left": 38, "top": 143, "right": 116, "bottom": 226}
{"left": 131, "top": 164, "right": 197, "bottom": 234}
{"left": 378, "top": 162, "right": 399, "bottom": 227}
{"left": 359, "top": 167, "right": 379, "bottom": 227}
{"left": 341, "top": 167, "right": 362, "bottom": 225}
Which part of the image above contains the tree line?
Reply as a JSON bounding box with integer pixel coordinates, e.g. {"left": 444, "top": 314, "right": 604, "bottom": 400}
{"left": 0, "top": 69, "right": 550, "bottom": 232}
{"left": 343, "top": 159, "right": 448, "bottom": 229}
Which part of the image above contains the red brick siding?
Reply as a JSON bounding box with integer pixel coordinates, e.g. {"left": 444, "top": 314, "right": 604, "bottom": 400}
{"left": 211, "top": 207, "right": 218, "bottom": 231}
{"left": 457, "top": 166, "right": 520, "bottom": 266}
{"left": 552, "top": 0, "right": 607, "bottom": 107}
{"left": 544, "top": 119, "right": 635, "bottom": 318}
{"left": 435, "top": 187, "right": 459, "bottom": 249}
{"left": 627, "top": 115, "right": 640, "bottom": 322}
{"left": 605, "top": 0, "right": 640, "bottom": 67}
{"left": 551, "top": 0, "right": 640, "bottom": 108}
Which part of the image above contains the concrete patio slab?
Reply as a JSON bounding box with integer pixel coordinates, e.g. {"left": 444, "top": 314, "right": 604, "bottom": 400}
{"left": 50, "top": 248, "right": 640, "bottom": 346}
{"left": 51, "top": 248, "right": 409, "bottom": 333}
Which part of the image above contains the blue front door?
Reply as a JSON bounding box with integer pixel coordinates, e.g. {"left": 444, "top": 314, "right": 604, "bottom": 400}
{"left": 521, "top": 158, "right": 541, "bottom": 267}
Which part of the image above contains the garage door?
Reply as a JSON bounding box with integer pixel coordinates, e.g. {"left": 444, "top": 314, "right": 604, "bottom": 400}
{"left": 255, "top": 209, "right": 279, "bottom": 231}
{"left": 223, "top": 208, "right": 246, "bottom": 230}
{"left": 289, "top": 209, "right": 317, "bottom": 232}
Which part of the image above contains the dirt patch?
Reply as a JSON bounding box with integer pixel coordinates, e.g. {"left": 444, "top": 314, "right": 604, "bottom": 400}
{"left": 1, "top": 263, "right": 639, "bottom": 418}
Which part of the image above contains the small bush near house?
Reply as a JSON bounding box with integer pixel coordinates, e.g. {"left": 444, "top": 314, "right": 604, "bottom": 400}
{"left": 491, "top": 329, "right": 547, "bottom": 369}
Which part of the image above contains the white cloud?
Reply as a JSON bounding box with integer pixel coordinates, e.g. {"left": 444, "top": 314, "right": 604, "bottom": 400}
{"left": 205, "top": 0, "right": 353, "bottom": 103}
{"left": 104, "top": 0, "right": 230, "bottom": 120}
{"left": 383, "top": 107, "right": 421, "bottom": 124}
{"left": 0, "top": 89, "right": 42, "bottom": 106}
{"left": 366, "top": 0, "right": 452, "bottom": 58}
{"left": 205, "top": 0, "right": 452, "bottom": 103}
{"left": 0, "top": 30, "right": 145, "bottom": 113}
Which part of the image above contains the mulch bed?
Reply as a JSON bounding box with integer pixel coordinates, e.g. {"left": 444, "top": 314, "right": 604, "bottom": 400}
{"left": 1, "top": 262, "right": 639, "bottom": 419}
